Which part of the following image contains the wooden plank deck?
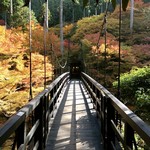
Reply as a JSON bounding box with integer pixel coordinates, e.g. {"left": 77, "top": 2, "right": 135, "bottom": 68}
{"left": 46, "top": 80, "right": 104, "bottom": 150}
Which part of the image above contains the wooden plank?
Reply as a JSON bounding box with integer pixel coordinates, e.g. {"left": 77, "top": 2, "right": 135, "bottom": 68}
{"left": 46, "top": 80, "right": 104, "bottom": 150}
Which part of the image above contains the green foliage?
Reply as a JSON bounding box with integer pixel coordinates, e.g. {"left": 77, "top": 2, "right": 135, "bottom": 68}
{"left": 72, "top": 0, "right": 80, "bottom": 4}
{"left": 111, "top": 0, "right": 116, "bottom": 10}
{"left": 71, "top": 14, "right": 104, "bottom": 42}
{"left": 135, "top": 88, "right": 150, "bottom": 122}
{"left": 143, "top": 0, "right": 150, "bottom": 2}
{"left": 0, "top": 0, "right": 37, "bottom": 28}
{"left": 31, "top": 0, "right": 43, "bottom": 24}
{"left": 122, "top": 0, "right": 129, "bottom": 11}
{"left": 142, "top": 7, "right": 150, "bottom": 20}
{"left": 113, "top": 66, "right": 150, "bottom": 122}
{"left": 13, "top": 0, "right": 24, "bottom": 10}
{"left": 0, "top": 0, "right": 10, "bottom": 12}
{"left": 72, "top": 0, "right": 130, "bottom": 11}
{"left": 113, "top": 66, "right": 150, "bottom": 104}
{"left": 107, "top": 17, "right": 119, "bottom": 37}
{"left": 37, "top": 3, "right": 51, "bottom": 26}
{"left": 71, "top": 0, "right": 90, "bottom": 8}
{"left": 135, "top": 88, "right": 150, "bottom": 109}
{"left": 0, "top": 0, "right": 24, "bottom": 16}
{"left": 81, "top": 38, "right": 92, "bottom": 52}
{"left": 83, "top": 0, "right": 89, "bottom": 8}
{"left": 69, "top": 2, "right": 150, "bottom": 92}
{"left": 121, "top": 43, "right": 131, "bottom": 51}
{"left": 48, "top": 0, "right": 82, "bottom": 26}
{"left": 11, "top": 7, "right": 37, "bottom": 29}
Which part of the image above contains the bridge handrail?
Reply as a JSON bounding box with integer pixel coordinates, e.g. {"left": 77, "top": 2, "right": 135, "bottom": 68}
{"left": 81, "top": 72, "right": 150, "bottom": 149}
{"left": 0, "top": 72, "right": 70, "bottom": 149}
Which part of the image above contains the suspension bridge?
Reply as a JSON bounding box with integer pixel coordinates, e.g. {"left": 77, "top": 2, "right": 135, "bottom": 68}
{"left": 0, "top": 0, "right": 150, "bottom": 149}
{"left": 0, "top": 71, "right": 150, "bottom": 150}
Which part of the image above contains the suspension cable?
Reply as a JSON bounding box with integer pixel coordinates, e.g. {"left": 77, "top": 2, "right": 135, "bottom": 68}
{"left": 51, "top": 44, "right": 68, "bottom": 69}
{"left": 96, "top": 0, "right": 110, "bottom": 49}
{"left": 59, "top": 0, "right": 68, "bottom": 75}
{"left": 118, "top": 0, "right": 122, "bottom": 100}
{"left": 43, "top": 27, "right": 46, "bottom": 88}
{"left": 43, "top": 0, "right": 49, "bottom": 88}
{"left": 95, "top": 1, "right": 110, "bottom": 86}
{"left": 29, "top": 0, "right": 32, "bottom": 100}
{"left": 104, "top": 14, "right": 107, "bottom": 87}
{"left": 115, "top": 0, "right": 122, "bottom": 129}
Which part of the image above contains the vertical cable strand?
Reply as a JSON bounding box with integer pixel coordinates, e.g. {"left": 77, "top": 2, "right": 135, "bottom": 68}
{"left": 44, "top": 0, "right": 49, "bottom": 88}
{"left": 29, "top": 0, "right": 32, "bottom": 100}
{"left": 116, "top": 0, "right": 122, "bottom": 129}
{"left": 118, "top": 0, "right": 122, "bottom": 100}
{"left": 104, "top": 15, "right": 107, "bottom": 87}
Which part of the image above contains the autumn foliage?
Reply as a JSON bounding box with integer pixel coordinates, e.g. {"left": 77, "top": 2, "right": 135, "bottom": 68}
{"left": 0, "top": 24, "right": 60, "bottom": 118}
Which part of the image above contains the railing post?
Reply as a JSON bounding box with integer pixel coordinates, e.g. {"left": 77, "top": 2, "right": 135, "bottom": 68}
{"left": 43, "top": 94, "right": 49, "bottom": 148}
{"left": 34, "top": 97, "right": 44, "bottom": 150}
{"left": 15, "top": 120, "right": 25, "bottom": 149}
{"left": 106, "top": 97, "right": 115, "bottom": 150}
{"left": 95, "top": 89, "right": 99, "bottom": 116}
{"left": 49, "top": 89, "right": 53, "bottom": 116}
{"left": 101, "top": 95, "right": 107, "bottom": 148}
{"left": 124, "top": 122, "right": 134, "bottom": 149}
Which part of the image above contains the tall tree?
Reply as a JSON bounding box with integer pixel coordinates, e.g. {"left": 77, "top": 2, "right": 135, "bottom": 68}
{"left": 0, "top": 0, "right": 10, "bottom": 13}
{"left": 130, "top": 0, "right": 134, "bottom": 34}
{"left": 0, "top": 0, "right": 11, "bottom": 26}
{"left": 72, "top": 0, "right": 130, "bottom": 12}
{"left": 60, "top": 0, "right": 64, "bottom": 54}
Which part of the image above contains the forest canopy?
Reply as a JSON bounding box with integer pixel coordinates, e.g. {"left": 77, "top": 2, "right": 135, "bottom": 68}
{"left": 0, "top": 0, "right": 131, "bottom": 28}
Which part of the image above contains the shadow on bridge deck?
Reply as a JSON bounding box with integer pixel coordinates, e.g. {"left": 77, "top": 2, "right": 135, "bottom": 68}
{"left": 46, "top": 80, "right": 104, "bottom": 150}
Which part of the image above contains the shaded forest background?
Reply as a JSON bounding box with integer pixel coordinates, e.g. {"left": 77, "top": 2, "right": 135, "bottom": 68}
{"left": 0, "top": 0, "right": 150, "bottom": 126}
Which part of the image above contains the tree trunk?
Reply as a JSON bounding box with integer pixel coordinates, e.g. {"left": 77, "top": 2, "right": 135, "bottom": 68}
{"left": 130, "top": 0, "right": 134, "bottom": 34}
{"left": 72, "top": 3, "right": 75, "bottom": 23}
{"left": 60, "top": 0, "right": 64, "bottom": 54}
{"left": 10, "top": 0, "right": 13, "bottom": 15}
{"left": 95, "top": 6, "right": 97, "bottom": 15}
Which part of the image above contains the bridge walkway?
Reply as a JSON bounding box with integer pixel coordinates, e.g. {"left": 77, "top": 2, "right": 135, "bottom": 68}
{"left": 46, "top": 79, "right": 104, "bottom": 150}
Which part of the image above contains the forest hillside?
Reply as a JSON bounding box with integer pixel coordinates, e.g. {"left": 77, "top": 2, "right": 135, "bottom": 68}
{"left": 0, "top": 25, "right": 62, "bottom": 123}
{"left": 0, "top": 0, "right": 150, "bottom": 125}
{"left": 60, "top": 1, "right": 150, "bottom": 122}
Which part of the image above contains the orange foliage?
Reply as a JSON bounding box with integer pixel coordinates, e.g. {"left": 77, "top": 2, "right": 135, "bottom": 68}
{"left": 86, "top": 32, "right": 126, "bottom": 55}
{"left": 0, "top": 27, "right": 28, "bottom": 55}
{"left": 0, "top": 26, "right": 5, "bottom": 43}
{"left": 63, "top": 24, "right": 74, "bottom": 37}
{"left": 31, "top": 24, "right": 61, "bottom": 55}
{"left": 0, "top": 24, "right": 61, "bottom": 117}
{"left": 0, "top": 24, "right": 57, "bottom": 87}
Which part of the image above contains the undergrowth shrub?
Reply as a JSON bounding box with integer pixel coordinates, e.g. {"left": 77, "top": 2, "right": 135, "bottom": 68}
{"left": 113, "top": 66, "right": 150, "bottom": 121}
{"left": 113, "top": 66, "right": 150, "bottom": 103}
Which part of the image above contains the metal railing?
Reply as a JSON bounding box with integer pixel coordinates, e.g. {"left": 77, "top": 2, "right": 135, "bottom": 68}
{"left": 81, "top": 72, "right": 150, "bottom": 150}
{"left": 1, "top": 72, "right": 150, "bottom": 150}
{"left": 0, "top": 72, "right": 70, "bottom": 150}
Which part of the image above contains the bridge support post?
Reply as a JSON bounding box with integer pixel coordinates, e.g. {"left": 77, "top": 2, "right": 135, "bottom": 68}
{"left": 34, "top": 97, "right": 44, "bottom": 150}
{"left": 106, "top": 97, "right": 115, "bottom": 150}
{"left": 124, "top": 122, "right": 134, "bottom": 149}
{"left": 43, "top": 94, "right": 49, "bottom": 146}
{"left": 15, "top": 120, "right": 25, "bottom": 149}
{"left": 100, "top": 95, "right": 107, "bottom": 148}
